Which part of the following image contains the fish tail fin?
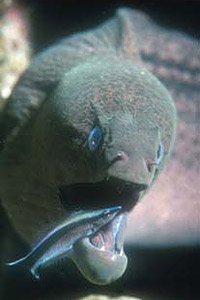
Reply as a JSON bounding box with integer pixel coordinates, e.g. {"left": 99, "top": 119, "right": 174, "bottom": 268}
{"left": 6, "top": 256, "right": 27, "bottom": 267}
{"left": 6, "top": 256, "right": 41, "bottom": 281}
{"left": 30, "top": 264, "right": 40, "bottom": 280}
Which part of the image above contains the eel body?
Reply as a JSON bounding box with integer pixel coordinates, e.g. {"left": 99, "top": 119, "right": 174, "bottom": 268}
{"left": 0, "top": 8, "right": 176, "bottom": 284}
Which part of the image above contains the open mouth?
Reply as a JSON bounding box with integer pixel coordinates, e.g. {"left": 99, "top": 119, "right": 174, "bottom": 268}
{"left": 89, "top": 210, "right": 127, "bottom": 254}
{"left": 71, "top": 209, "right": 129, "bottom": 285}
{"left": 59, "top": 176, "right": 143, "bottom": 212}
{"left": 57, "top": 177, "right": 146, "bottom": 284}
{"left": 58, "top": 176, "right": 143, "bottom": 259}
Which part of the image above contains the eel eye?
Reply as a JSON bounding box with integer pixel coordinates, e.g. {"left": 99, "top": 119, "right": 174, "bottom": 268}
{"left": 88, "top": 126, "right": 102, "bottom": 151}
{"left": 156, "top": 142, "right": 164, "bottom": 164}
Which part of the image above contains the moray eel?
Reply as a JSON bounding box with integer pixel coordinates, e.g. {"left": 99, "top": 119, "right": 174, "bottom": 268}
{"left": 0, "top": 8, "right": 176, "bottom": 285}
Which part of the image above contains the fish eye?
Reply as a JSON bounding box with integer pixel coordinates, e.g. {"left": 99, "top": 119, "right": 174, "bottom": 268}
{"left": 156, "top": 142, "right": 164, "bottom": 164}
{"left": 103, "top": 211, "right": 112, "bottom": 220}
{"left": 105, "top": 212, "right": 111, "bottom": 219}
{"left": 88, "top": 126, "right": 102, "bottom": 151}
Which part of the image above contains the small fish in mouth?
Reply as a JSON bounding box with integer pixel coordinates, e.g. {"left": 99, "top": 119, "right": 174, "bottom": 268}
{"left": 6, "top": 206, "right": 128, "bottom": 284}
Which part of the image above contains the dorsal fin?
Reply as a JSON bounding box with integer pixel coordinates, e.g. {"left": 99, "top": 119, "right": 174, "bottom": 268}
{"left": 82, "top": 8, "right": 140, "bottom": 59}
{"left": 116, "top": 8, "right": 140, "bottom": 59}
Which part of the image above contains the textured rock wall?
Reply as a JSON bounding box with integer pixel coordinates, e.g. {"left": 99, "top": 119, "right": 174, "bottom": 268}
{"left": 0, "top": 0, "right": 30, "bottom": 109}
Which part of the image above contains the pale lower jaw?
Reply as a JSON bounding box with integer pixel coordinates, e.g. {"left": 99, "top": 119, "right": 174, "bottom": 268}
{"left": 70, "top": 212, "right": 128, "bottom": 285}
{"left": 71, "top": 237, "right": 128, "bottom": 285}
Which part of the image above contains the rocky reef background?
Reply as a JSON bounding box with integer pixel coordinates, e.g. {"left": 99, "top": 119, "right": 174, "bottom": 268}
{"left": 0, "top": 0, "right": 30, "bottom": 108}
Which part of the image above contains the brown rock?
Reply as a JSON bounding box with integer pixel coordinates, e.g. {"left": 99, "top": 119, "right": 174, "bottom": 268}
{"left": 0, "top": 0, "right": 30, "bottom": 109}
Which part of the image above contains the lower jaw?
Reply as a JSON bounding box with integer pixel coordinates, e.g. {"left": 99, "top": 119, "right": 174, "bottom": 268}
{"left": 71, "top": 237, "right": 128, "bottom": 285}
{"left": 69, "top": 212, "right": 128, "bottom": 285}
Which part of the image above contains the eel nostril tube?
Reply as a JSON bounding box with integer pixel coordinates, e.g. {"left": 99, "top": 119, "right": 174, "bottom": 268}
{"left": 114, "top": 151, "right": 128, "bottom": 163}
{"left": 146, "top": 160, "right": 158, "bottom": 173}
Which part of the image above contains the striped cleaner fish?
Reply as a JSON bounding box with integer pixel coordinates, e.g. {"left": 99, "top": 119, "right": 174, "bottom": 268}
{"left": 6, "top": 206, "right": 127, "bottom": 284}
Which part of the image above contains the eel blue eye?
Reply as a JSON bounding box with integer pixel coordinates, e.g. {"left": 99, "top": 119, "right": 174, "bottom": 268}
{"left": 88, "top": 126, "right": 102, "bottom": 151}
{"left": 156, "top": 142, "right": 164, "bottom": 164}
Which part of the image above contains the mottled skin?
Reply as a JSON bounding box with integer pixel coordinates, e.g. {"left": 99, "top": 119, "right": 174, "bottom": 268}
{"left": 0, "top": 8, "right": 176, "bottom": 285}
